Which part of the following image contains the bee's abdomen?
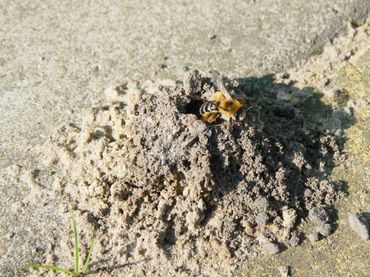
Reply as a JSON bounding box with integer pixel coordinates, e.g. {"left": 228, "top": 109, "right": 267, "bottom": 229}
{"left": 199, "top": 102, "right": 218, "bottom": 115}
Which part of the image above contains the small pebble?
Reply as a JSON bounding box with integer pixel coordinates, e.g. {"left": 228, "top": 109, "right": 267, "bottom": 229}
{"left": 279, "top": 265, "right": 290, "bottom": 277}
{"left": 263, "top": 241, "right": 280, "bottom": 254}
{"left": 324, "top": 78, "right": 331, "bottom": 86}
{"left": 6, "top": 232, "right": 14, "bottom": 240}
{"left": 255, "top": 212, "right": 269, "bottom": 226}
{"left": 317, "top": 223, "right": 332, "bottom": 237}
{"left": 308, "top": 231, "right": 320, "bottom": 242}
{"left": 282, "top": 73, "right": 290, "bottom": 79}
{"left": 348, "top": 213, "right": 369, "bottom": 240}
{"left": 309, "top": 207, "right": 329, "bottom": 225}
{"left": 289, "top": 230, "right": 300, "bottom": 246}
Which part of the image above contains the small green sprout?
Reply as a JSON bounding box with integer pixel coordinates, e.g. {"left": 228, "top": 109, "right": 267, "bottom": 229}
{"left": 28, "top": 209, "right": 95, "bottom": 276}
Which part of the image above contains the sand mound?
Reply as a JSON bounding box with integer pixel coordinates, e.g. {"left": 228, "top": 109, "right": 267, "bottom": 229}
{"left": 28, "top": 70, "right": 345, "bottom": 276}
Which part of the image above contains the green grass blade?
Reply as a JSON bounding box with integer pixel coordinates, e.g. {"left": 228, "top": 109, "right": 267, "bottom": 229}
{"left": 70, "top": 209, "right": 79, "bottom": 274}
{"left": 27, "top": 263, "right": 75, "bottom": 276}
{"left": 81, "top": 226, "right": 95, "bottom": 273}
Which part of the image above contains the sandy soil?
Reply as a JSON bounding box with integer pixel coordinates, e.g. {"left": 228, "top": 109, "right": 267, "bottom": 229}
{"left": 17, "top": 69, "right": 344, "bottom": 276}
{"left": 0, "top": 17, "right": 368, "bottom": 277}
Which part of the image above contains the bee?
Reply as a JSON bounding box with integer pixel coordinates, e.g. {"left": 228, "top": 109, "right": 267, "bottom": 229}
{"left": 199, "top": 72, "right": 247, "bottom": 125}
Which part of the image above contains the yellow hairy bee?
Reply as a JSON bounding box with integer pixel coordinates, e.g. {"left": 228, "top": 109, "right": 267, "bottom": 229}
{"left": 199, "top": 72, "right": 247, "bottom": 125}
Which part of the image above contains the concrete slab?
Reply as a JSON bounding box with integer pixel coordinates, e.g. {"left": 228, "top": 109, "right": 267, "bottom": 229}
{"left": 0, "top": 0, "right": 369, "bottom": 275}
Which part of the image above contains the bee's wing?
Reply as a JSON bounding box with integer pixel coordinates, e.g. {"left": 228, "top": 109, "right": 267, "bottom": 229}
{"left": 211, "top": 71, "right": 232, "bottom": 98}
{"left": 189, "top": 95, "right": 219, "bottom": 106}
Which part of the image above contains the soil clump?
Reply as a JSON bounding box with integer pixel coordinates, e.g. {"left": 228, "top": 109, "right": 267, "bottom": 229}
{"left": 26, "top": 70, "right": 345, "bottom": 276}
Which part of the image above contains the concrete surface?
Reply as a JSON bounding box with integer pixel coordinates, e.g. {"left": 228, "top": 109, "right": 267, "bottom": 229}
{"left": 0, "top": 0, "right": 370, "bottom": 275}
{"left": 1, "top": 0, "right": 369, "bottom": 169}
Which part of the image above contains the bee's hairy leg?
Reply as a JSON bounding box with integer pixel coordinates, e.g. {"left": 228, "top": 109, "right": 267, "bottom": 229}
{"left": 226, "top": 119, "right": 233, "bottom": 132}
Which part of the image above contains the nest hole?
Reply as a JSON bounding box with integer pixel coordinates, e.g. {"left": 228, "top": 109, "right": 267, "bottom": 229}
{"left": 183, "top": 99, "right": 203, "bottom": 118}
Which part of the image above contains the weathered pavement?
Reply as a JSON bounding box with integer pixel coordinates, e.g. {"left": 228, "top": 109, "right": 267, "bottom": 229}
{"left": 1, "top": 0, "right": 369, "bottom": 169}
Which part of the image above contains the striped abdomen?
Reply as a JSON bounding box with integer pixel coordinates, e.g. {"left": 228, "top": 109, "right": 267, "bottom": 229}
{"left": 199, "top": 101, "right": 218, "bottom": 115}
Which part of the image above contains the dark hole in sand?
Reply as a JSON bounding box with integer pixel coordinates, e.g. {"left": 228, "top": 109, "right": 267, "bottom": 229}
{"left": 183, "top": 98, "right": 203, "bottom": 117}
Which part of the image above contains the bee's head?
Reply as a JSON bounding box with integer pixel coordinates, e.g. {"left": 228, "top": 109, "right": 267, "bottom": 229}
{"left": 234, "top": 107, "right": 247, "bottom": 121}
